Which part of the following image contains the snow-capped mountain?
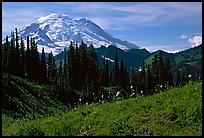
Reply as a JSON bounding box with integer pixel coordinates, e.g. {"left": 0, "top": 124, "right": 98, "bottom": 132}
{"left": 11, "top": 13, "right": 139, "bottom": 55}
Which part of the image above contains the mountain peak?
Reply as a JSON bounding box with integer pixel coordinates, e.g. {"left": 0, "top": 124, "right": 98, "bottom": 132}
{"left": 36, "top": 13, "right": 72, "bottom": 23}
{"left": 14, "top": 13, "right": 139, "bottom": 55}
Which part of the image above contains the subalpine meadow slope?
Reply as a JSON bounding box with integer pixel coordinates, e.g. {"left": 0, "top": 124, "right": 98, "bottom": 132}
{"left": 2, "top": 80, "right": 202, "bottom": 136}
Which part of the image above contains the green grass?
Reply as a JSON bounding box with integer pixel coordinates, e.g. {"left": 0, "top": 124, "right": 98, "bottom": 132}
{"left": 2, "top": 81, "right": 202, "bottom": 136}
{"left": 2, "top": 74, "right": 67, "bottom": 119}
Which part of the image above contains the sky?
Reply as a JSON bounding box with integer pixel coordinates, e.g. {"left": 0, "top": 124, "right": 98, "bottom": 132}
{"left": 2, "top": 2, "right": 202, "bottom": 53}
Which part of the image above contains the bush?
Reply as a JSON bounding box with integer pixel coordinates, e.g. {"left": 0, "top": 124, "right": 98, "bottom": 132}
{"left": 16, "top": 126, "right": 45, "bottom": 136}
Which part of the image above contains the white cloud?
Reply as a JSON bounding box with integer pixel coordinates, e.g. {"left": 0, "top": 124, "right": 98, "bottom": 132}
{"left": 165, "top": 50, "right": 180, "bottom": 53}
{"left": 2, "top": 2, "right": 202, "bottom": 34}
{"left": 70, "top": 2, "right": 202, "bottom": 29}
{"left": 188, "top": 35, "right": 202, "bottom": 47}
{"left": 140, "top": 43, "right": 187, "bottom": 53}
{"left": 179, "top": 34, "right": 189, "bottom": 39}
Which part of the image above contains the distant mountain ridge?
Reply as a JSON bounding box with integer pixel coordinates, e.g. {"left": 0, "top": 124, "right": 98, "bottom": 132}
{"left": 7, "top": 13, "right": 139, "bottom": 55}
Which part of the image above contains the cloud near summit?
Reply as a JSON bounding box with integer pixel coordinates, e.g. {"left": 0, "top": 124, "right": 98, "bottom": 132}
{"left": 188, "top": 35, "right": 202, "bottom": 47}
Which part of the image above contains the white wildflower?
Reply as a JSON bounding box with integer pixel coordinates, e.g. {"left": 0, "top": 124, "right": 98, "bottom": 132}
{"left": 141, "top": 91, "right": 143, "bottom": 94}
{"left": 93, "top": 93, "right": 95, "bottom": 96}
{"left": 116, "top": 91, "right": 120, "bottom": 97}
{"left": 160, "top": 85, "right": 163, "bottom": 88}
{"left": 86, "top": 102, "right": 88, "bottom": 105}
{"left": 130, "top": 93, "right": 135, "bottom": 97}
{"left": 101, "top": 95, "right": 104, "bottom": 99}
{"left": 188, "top": 74, "right": 192, "bottom": 78}
{"left": 79, "top": 98, "right": 81, "bottom": 102}
{"left": 130, "top": 85, "right": 133, "bottom": 89}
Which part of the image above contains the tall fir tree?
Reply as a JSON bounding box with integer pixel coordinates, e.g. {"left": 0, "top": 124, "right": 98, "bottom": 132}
{"left": 152, "top": 54, "right": 158, "bottom": 90}
{"left": 7, "top": 31, "right": 16, "bottom": 75}
{"left": 130, "top": 67, "right": 137, "bottom": 93}
{"left": 20, "top": 37, "right": 25, "bottom": 77}
{"left": 31, "top": 38, "right": 41, "bottom": 81}
{"left": 113, "top": 50, "right": 119, "bottom": 87}
{"left": 165, "top": 57, "right": 173, "bottom": 88}
{"left": 15, "top": 28, "right": 22, "bottom": 76}
{"left": 105, "top": 59, "right": 109, "bottom": 87}
{"left": 140, "top": 60, "right": 146, "bottom": 94}
{"left": 68, "top": 41, "right": 76, "bottom": 90}
{"left": 47, "top": 52, "right": 53, "bottom": 82}
{"left": 175, "top": 68, "right": 181, "bottom": 86}
{"left": 25, "top": 36, "right": 30, "bottom": 79}
{"left": 40, "top": 47, "right": 47, "bottom": 83}
{"left": 79, "top": 41, "right": 88, "bottom": 91}
{"left": 146, "top": 64, "right": 153, "bottom": 95}
{"left": 75, "top": 42, "right": 80, "bottom": 90}
{"left": 156, "top": 51, "right": 165, "bottom": 89}
{"left": 2, "top": 36, "right": 9, "bottom": 73}
{"left": 119, "top": 58, "right": 125, "bottom": 90}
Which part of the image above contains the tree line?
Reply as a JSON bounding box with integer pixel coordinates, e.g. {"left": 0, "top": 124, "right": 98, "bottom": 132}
{"left": 2, "top": 28, "right": 191, "bottom": 108}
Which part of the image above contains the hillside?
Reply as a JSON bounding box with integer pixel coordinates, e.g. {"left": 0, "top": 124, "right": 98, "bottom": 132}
{"left": 54, "top": 45, "right": 150, "bottom": 70}
{"left": 2, "top": 74, "right": 67, "bottom": 119}
{"left": 144, "top": 44, "right": 202, "bottom": 79}
{"left": 2, "top": 81, "right": 202, "bottom": 136}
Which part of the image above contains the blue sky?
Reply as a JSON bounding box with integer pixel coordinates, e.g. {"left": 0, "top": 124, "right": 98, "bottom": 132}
{"left": 2, "top": 2, "right": 202, "bottom": 52}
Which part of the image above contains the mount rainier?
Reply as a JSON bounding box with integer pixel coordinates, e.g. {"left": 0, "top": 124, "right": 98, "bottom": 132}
{"left": 11, "top": 13, "right": 139, "bottom": 55}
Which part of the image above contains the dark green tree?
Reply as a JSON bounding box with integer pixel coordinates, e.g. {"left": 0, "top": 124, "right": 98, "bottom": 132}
{"left": 165, "top": 57, "right": 173, "bottom": 88}
{"left": 7, "top": 31, "right": 16, "bottom": 75}
{"left": 25, "top": 36, "right": 30, "bottom": 79}
{"left": 113, "top": 50, "right": 119, "bottom": 87}
{"left": 40, "top": 47, "right": 47, "bottom": 83}
{"left": 47, "top": 52, "right": 53, "bottom": 82}
{"left": 20, "top": 37, "right": 25, "bottom": 77}
{"left": 175, "top": 68, "right": 181, "bottom": 86}
{"left": 152, "top": 54, "right": 158, "bottom": 90}
{"left": 156, "top": 51, "right": 165, "bottom": 89}
{"left": 2, "top": 36, "right": 9, "bottom": 73}
{"left": 15, "top": 28, "right": 22, "bottom": 76}
{"left": 146, "top": 64, "right": 153, "bottom": 95}
{"left": 140, "top": 60, "right": 146, "bottom": 94}
{"left": 79, "top": 41, "right": 88, "bottom": 92}
{"left": 68, "top": 41, "right": 76, "bottom": 90}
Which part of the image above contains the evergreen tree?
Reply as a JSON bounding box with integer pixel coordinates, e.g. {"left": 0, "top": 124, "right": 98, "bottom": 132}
{"left": 113, "top": 50, "right": 119, "bottom": 87}
{"left": 51, "top": 57, "right": 57, "bottom": 82}
{"left": 25, "top": 36, "right": 30, "bottom": 79}
{"left": 146, "top": 64, "right": 153, "bottom": 95}
{"left": 88, "top": 44, "right": 100, "bottom": 91}
{"left": 152, "top": 54, "right": 158, "bottom": 90}
{"left": 165, "top": 57, "right": 173, "bottom": 88}
{"left": 79, "top": 41, "right": 88, "bottom": 91}
{"left": 130, "top": 67, "right": 137, "bottom": 93}
{"left": 7, "top": 31, "right": 16, "bottom": 75}
{"left": 68, "top": 41, "right": 76, "bottom": 90}
{"left": 2, "top": 36, "right": 9, "bottom": 73}
{"left": 47, "top": 52, "right": 53, "bottom": 82}
{"left": 58, "top": 61, "right": 63, "bottom": 97}
{"left": 175, "top": 68, "right": 181, "bottom": 86}
{"left": 75, "top": 42, "right": 80, "bottom": 90}
{"left": 40, "top": 47, "right": 47, "bottom": 83}
{"left": 20, "top": 37, "right": 25, "bottom": 77}
{"left": 15, "top": 28, "right": 22, "bottom": 76}
{"left": 140, "top": 60, "right": 146, "bottom": 94}
{"left": 156, "top": 51, "right": 165, "bottom": 89}
{"left": 185, "top": 67, "right": 190, "bottom": 83}
{"left": 63, "top": 49, "right": 67, "bottom": 78}
{"left": 31, "top": 38, "right": 40, "bottom": 81}
{"left": 105, "top": 59, "right": 109, "bottom": 87}
{"left": 119, "top": 58, "right": 125, "bottom": 90}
